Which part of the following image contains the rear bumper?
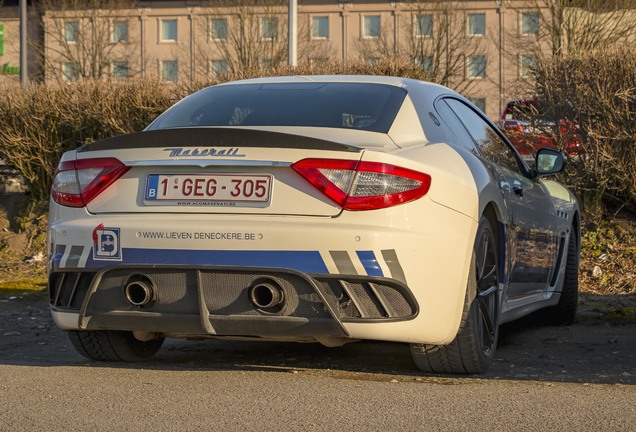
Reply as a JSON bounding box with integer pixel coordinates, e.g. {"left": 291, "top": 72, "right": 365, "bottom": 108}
{"left": 50, "top": 265, "right": 417, "bottom": 340}
{"left": 48, "top": 198, "right": 478, "bottom": 344}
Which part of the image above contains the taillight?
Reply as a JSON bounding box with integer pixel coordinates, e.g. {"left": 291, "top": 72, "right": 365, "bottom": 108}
{"left": 51, "top": 158, "right": 129, "bottom": 207}
{"left": 292, "top": 158, "right": 431, "bottom": 211}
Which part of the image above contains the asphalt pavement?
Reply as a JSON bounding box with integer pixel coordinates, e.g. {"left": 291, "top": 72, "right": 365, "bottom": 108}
{"left": 0, "top": 291, "right": 634, "bottom": 431}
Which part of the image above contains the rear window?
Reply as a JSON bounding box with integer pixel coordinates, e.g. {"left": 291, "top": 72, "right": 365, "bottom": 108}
{"left": 147, "top": 82, "right": 407, "bottom": 133}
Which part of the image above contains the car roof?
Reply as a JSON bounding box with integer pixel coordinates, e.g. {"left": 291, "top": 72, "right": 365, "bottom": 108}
{"left": 222, "top": 75, "right": 406, "bottom": 86}
{"left": 219, "top": 75, "right": 451, "bottom": 94}
{"left": 218, "top": 76, "right": 459, "bottom": 110}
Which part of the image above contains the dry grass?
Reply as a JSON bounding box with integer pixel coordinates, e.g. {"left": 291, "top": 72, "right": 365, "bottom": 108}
{"left": 0, "top": 195, "right": 633, "bottom": 296}
{"left": 580, "top": 219, "right": 636, "bottom": 295}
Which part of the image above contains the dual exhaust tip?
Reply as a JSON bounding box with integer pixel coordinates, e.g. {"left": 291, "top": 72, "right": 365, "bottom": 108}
{"left": 124, "top": 274, "right": 157, "bottom": 308}
{"left": 124, "top": 274, "right": 286, "bottom": 312}
{"left": 249, "top": 280, "right": 285, "bottom": 312}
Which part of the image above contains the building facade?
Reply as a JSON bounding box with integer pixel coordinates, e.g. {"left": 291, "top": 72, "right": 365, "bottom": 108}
{"left": 0, "top": 1, "right": 616, "bottom": 119}
{"left": 0, "top": 5, "right": 23, "bottom": 84}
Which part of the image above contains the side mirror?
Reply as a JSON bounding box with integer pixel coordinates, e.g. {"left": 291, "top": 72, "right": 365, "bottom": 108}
{"left": 535, "top": 147, "right": 566, "bottom": 175}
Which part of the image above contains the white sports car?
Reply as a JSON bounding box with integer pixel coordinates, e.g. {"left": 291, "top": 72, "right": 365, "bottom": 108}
{"left": 48, "top": 76, "right": 580, "bottom": 374}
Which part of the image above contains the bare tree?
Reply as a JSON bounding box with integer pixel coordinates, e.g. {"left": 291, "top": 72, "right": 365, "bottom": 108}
{"left": 511, "top": 0, "right": 636, "bottom": 58}
{"left": 532, "top": 49, "right": 636, "bottom": 218}
{"left": 357, "top": 0, "right": 488, "bottom": 93}
{"left": 37, "top": 0, "right": 140, "bottom": 82}
{"left": 207, "top": 0, "right": 287, "bottom": 73}
{"left": 190, "top": 0, "right": 334, "bottom": 79}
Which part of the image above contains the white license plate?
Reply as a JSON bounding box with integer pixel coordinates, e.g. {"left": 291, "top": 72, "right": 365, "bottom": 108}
{"left": 145, "top": 174, "right": 272, "bottom": 207}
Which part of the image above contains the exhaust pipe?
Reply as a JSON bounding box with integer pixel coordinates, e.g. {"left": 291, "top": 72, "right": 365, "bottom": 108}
{"left": 124, "top": 274, "right": 157, "bottom": 308}
{"left": 249, "top": 280, "right": 285, "bottom": 310}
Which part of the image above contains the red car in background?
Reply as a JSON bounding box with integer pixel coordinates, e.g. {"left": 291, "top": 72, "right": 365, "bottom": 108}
{"left": 499, "top": 98, "right": 582, "bottom": 161}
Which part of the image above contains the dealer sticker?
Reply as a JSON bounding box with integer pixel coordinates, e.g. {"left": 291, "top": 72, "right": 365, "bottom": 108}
{"left": 92, "top": 224, "right": 122, "bottom": 260}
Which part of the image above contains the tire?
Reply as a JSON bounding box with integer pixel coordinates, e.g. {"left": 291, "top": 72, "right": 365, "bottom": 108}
{"left": 411, "top": 216, "right": 500, "bottom": 374}
{"left": 67, "top": 330, "right": 164, "bottom": 362}
{"left": 537, "top": 227, "right": 579, "bottom": 325}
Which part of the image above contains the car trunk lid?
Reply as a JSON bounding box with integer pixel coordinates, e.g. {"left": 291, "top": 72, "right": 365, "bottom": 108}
{"left": 78, "top": 128, "right": 368, "bottom": 217}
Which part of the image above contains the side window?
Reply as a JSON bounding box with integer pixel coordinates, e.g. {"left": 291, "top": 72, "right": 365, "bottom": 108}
{"left": 445, "top": 98, "right": 522, "bottom": 173}
{"left": 434, "top": 99, "right": 478, "bottom": 153}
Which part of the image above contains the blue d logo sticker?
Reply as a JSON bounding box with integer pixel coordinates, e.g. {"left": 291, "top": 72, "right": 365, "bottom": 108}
{"left": 92, "top": 224, "right": 122, "bottom": 260}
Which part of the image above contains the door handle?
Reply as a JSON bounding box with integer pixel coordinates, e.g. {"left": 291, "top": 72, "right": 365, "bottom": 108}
{"left": 512, "top": 185, "right": 524, "bottom": 196}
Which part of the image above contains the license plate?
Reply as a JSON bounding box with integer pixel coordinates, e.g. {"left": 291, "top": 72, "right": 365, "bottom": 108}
{"left": 145, "top": 174, "right": 272, "bottom": 207}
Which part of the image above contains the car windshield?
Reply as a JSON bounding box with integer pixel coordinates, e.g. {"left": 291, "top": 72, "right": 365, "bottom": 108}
{"left": 147, "top": 82, "right": 407, "bottom": 133}
{"left": 505, "top": 100, "right": 552, "bottom": 123}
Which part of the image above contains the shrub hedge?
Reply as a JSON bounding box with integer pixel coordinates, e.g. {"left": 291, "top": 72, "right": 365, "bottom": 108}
{"left": 0, "top": 79, "right": 177, "bottom": 201}
{"left": 0, "top": 56, "right": 634, "bottom": 219}
{"left": 533, "top": 50, "right": 636, "bottom": 218}
{"left": 0, "top": 60, "right": 429, "bottom": 202}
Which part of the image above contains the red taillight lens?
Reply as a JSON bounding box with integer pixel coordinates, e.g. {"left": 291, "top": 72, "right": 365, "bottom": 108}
{"left": 51, "top": 158, "right": 129, "bottom": 207}
{"left": 292, "top": 158, "right": 431, "bottom": 211}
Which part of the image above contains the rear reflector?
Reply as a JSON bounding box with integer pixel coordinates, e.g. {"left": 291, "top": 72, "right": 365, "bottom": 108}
{"left": 51, "top": 158, "right": 129, "bottom": 207}
{"left": 292, "top": 158, "right": 431, "bottom": 210}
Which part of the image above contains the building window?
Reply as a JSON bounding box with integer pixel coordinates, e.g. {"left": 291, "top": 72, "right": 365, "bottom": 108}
{"left": 161, "top": 19, "right": 178, "bottom": 42}
{"left": 112, "top": 20, "right": 129, "bottom": 43}
{"left": 520, "top": 54, "right": 536, "bottom": 77}
{"left": 64, "top": 21, "right": 80, "bottom": 43}
{"left": 161, "top": 60, "right": 178, "bottom": 82}
{"left": 467, "top": 13, "right": 485, "bottom": 36}
{"left": 261, "top": 17, "right": 278, "bottom": 40}
{"left": 521, "top": 12, "right": 539, "bottom": 35}
{"left": 414, "top": 14, "right": 433, "bottom": 37}
{"left": 311, "top": 16, "right": 329, "bottom": 39}
{"left": 415, "top": 55, "right": 433, "bottom": 74}
{"left": 469, "top": 97, "right": 486, "bottom": 113}
{"left": 210, "top": 59, "right": 228, "bottom": 77}
{"left": 467, "top": 55, "right": 487, "bottom": 78}
{"left": 62, "top": 62, "right": 80, "bottom": 82}
{"left": 112, "top": 60, "right": 129, "bottom": 78}
{"left": 363, "top": 15, "right": 381, "bottom": 38}
{"left": 210, "top": 18, "right": 227, "bottom": 41}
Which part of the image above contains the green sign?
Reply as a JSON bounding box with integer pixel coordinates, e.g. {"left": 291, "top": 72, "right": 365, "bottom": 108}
{"left": 0, "top": 24, "right": 4, "bottom": 56}
{"left": 1, "top": 63, "right": 19, "bottom": 75}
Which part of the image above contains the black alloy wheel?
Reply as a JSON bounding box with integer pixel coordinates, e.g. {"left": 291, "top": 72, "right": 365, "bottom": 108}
{"left": 475, "top": 223, "right": 499, "bottom": 357}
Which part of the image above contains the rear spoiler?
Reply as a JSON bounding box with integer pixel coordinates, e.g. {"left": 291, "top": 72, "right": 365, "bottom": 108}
{"left": 78, "top": 127, "right": 362, "bottom": 153}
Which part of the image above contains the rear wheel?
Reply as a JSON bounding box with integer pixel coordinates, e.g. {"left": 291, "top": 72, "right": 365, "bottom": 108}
{"left": 411, "top": 217, "right": 500, "bottom": 374}
{"left": 67, "top": 330, "right": 164, "bottom": 362}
